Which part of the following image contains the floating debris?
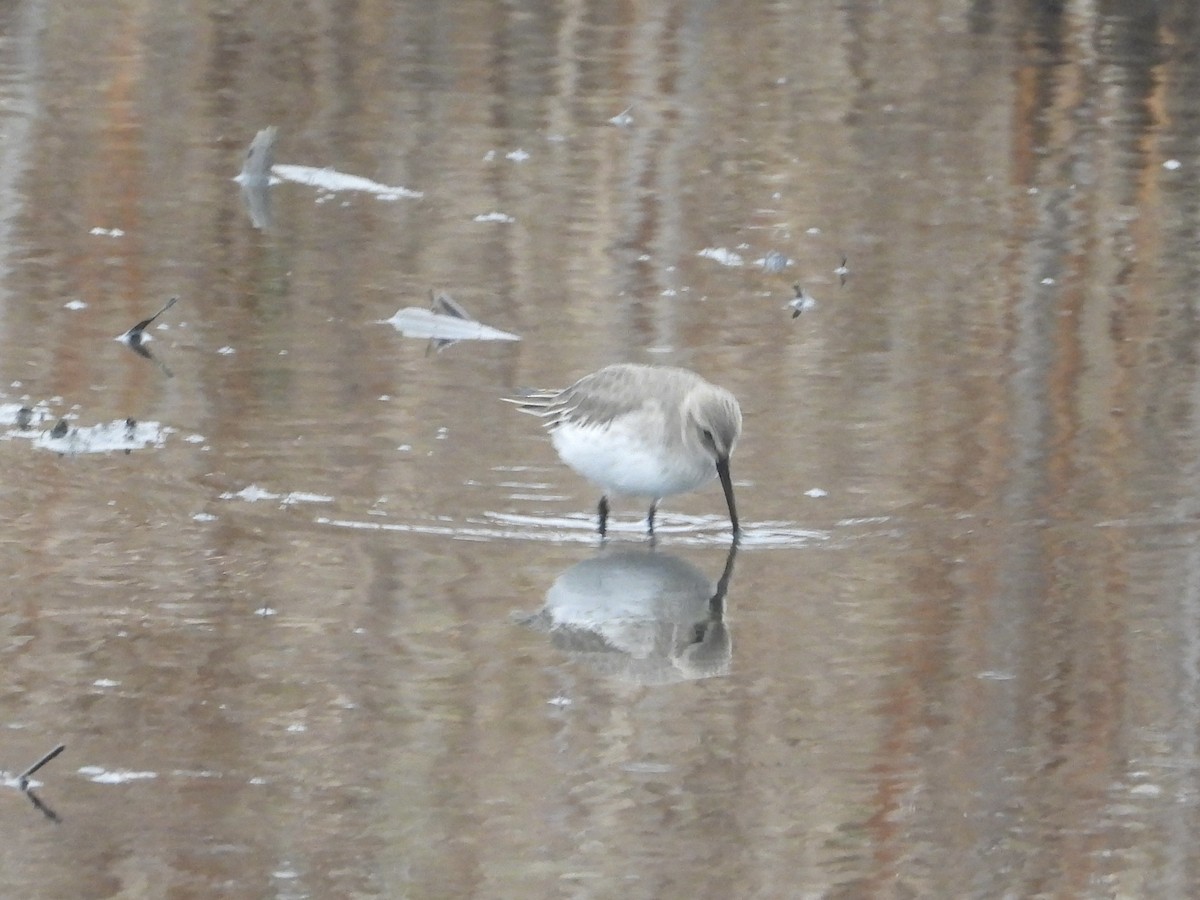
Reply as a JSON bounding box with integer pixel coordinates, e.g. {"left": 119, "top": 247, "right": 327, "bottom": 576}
{"left": 697, "top": 247, "right": 744, "bottom": 267}
{"left": 1, "top": 402, "right": 47, "bottom": 430}
{"left": 25, "top": 417, "right": 168, "bottom": 455}
{"left": 430, "top": 290, "right": 471, "bottom": 321}
{"left": 219, "top": 484, "right": 334, "bottom": 506}
{"left": 271, "top": 164, "right": 423, "bottom": 200}
{"left": 758, "top": 250, "right": 791, "bottom": 273}
{"left": 116, "top": 296, "right": 179, "bottom": 377}
{"left": 609, "top": 105, "right": 634, "bottom": 127}
{"left": 789, "top": 284, "right": 817, "bottom": 318}
{"left": 236, "top": 126, "right": 278, "bottom": 228}
{"left": 18, "top": 744, "right": 65, "bottom": 791}
{"left": 237, "top": 125, "right": 278, "bottom": 186}
{"left": 473, "top": 211, "right": 515, "bottom": 224}
{"left": 382, "top": 293, "right": 520, "bottom": 344}
{"left": 3, "top": 744, "right": 66, "bottom": 822}
{"left": 77, "top": 766, "right": 157, "bottom": 785}
{"left": 835, "top": 255, "right": 849, "bottom": 286}
{"left": 427, "top": 290, "right": 476, "bottom": 353}
{"left": 234, "top": 126, "right": 422, "bottom": 220}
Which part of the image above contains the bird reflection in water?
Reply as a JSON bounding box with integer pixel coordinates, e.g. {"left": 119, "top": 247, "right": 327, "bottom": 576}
{"left": 517, "top": 540, "right": 738, "bottom": 685}
{"left": 237, "top": 125, "right": 277, "bottom": 230}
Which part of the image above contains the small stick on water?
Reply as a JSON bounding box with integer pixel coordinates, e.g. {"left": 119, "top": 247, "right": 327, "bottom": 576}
{"left": 18, "top": 744, "right": 65, "bottom": 789}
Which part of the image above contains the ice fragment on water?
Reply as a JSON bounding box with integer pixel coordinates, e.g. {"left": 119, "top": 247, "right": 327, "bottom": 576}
{"left": 381, "top": 307, "right": 520, "bottom": 342}
{"left": 219, "top": 484, "right": 331, "bottom": 505}
{"left": 236, "top": 126, "right": 278, "bottom": 184}
{"left": 78, "top": 766, "right": 157, "bottom": 784}
{"left": 697, "top": 247, "right": 744, "bottom": 267}
{"left": 270, "top": 164, "right": 423, "bottom": 200}
{"left": 757, "top": 251, "right": 791, "bottom": 272}
{"left": 473, "top": 211, "right": 515, "bottom": 223}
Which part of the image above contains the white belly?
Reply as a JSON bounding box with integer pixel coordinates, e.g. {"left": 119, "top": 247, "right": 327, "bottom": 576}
{"left": 551, "top": 420, "right": 714, "bottom": 499}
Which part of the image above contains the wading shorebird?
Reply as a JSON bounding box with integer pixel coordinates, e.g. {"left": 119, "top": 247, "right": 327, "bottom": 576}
{"left": 508, "top": 363, "right": 742, "bottom": 538}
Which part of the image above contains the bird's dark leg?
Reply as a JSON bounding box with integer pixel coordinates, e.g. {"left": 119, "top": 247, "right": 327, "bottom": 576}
{"left": 647, "top": 500, "right": 658, "bottom": 539}
{"left": 598, "top": 495, "right": 609, "bottom": 538}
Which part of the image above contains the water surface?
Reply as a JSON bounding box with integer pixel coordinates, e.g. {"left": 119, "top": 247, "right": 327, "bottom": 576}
{"left": 3, "top": 1, "right": 1200, "bottom": 897}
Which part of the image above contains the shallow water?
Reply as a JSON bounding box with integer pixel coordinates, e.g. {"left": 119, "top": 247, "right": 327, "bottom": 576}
{"left": 3, "top": 1, "right": 1200, "bottom": 897}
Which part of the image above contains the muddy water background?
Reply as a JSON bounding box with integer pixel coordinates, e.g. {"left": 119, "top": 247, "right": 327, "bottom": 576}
{"left": 2, "top": 1, "right": 1200, "bottom": 897}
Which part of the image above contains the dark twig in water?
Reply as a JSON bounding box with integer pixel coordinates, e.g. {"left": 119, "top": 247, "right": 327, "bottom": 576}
{"left": 18, "top": 743, "right": 65, "bottom": 789}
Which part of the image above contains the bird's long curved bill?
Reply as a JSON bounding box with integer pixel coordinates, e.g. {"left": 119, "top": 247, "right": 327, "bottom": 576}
{"left": 716, "top": 456, "right": 739, "bottom": 534}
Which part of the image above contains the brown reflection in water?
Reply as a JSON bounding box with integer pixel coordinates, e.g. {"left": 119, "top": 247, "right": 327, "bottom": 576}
{"left": 848, "top": 4, "right": 1200, "bottom": 898}
{"left": 5, "top": 0, "right": 1200, "bottom": 898}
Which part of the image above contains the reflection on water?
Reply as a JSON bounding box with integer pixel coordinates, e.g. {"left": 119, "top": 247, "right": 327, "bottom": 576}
{"left": 519, "top": 541, "right": 737, "bottom": 684}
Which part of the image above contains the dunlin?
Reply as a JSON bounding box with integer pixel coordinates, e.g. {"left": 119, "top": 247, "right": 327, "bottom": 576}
{"left": 509, "top": 363, "right": 742, "bottom": 537}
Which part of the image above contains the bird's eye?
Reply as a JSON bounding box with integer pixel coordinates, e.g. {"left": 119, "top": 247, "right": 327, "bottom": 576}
{"left": 701, "top": 428, "right": 715, "bottom": 447}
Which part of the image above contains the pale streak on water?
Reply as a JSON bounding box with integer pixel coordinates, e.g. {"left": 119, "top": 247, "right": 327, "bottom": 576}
{"left": 2, "top": 2, "right": 1200, "bottom": 898}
